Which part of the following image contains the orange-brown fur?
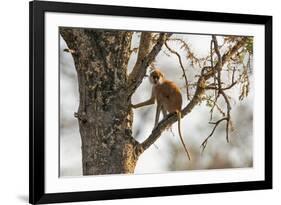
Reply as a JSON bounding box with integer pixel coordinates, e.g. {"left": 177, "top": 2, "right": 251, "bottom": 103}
{"left": 132, "top": 69, "right": 191, "bottom": 160}
{"left": 154, "top": 80, "right": 182, "bottom": 113}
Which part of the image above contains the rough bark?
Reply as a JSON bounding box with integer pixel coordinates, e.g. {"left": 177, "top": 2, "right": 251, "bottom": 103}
{"left": 60, "top": 28, "right": 139, "bottom": 175}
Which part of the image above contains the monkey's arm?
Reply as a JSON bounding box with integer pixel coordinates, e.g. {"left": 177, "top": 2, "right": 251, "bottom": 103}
{"left": 132, "top": 89, "right": 155, "bottom": 109}
{"left": 132, "top": 97, "right": 155, "bottom": 109}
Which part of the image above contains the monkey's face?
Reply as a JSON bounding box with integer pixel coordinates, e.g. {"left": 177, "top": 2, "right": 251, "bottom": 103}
{"left": 149, "top": 69, "right": 164, "bottom": 85}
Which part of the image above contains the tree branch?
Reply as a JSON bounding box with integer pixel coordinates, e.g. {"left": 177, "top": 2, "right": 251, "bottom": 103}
{"left": 200, "top": 117, "right": 228, "bottom": 153}
{"left": 200, "top": 35, "right": 233, "bottom": 153}
{"left": 205, "top": 81, "right": 238, "bottom": 91}
{"left": 60, "top": 28, "right": 78, "bottom": 50}
{"left": 203, "top": 37, "right": 247, "bottom": 79}
{"left": 164, "top": 40, "right": 190, "bottom": 100}
{"left": 168, "top": 38, "right": 202, "bottom": 67}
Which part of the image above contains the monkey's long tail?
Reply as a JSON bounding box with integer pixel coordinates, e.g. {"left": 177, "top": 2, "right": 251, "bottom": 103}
{"left": 177, "top": 111, "right": 191, "bottom": 161}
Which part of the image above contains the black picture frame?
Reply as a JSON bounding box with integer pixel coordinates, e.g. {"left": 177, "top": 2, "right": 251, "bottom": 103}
{"left": 29, "top": 0, "right": 272, "bottom": 204}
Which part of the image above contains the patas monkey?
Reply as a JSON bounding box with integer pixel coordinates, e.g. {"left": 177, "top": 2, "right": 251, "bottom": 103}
{"left": 132, "top": 69, "right": 191, "bottom": 160}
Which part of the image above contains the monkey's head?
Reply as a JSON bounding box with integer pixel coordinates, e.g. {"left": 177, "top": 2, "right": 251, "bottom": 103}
{"left": 149, "top": 69, "right": 164, "bottom": 85}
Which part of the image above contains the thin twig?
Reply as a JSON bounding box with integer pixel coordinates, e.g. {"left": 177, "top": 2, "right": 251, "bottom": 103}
{"left": 205, "top": 81, "right": 237, "bottom": 91}
{"left": 220, "top": 91, "right": 231, "bottom": 143}
{"left": 168, "top": 38, "right": 203, "bottom": 67}
{"left": 200, "top": 117, "right": 228, "bottom": 153}
{"left": 164, "top": 41, "right": 190, "bottom": 100}
{"left": 204, "top": 97, "right": 225, "bottom": 118}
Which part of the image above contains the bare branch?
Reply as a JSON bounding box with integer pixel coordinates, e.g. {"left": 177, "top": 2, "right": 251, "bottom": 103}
{"left": 212, "top": 35, "right": 222, "bottom": 90}
{"left": 200, "top": 117, "right": 228, "bottom": 153}
{"left": 164, "top": 40, "right": 190, "bottom": 100}
{"left": 203, "top": 37, "right": 247, "bottom": 79}
{"left": 205, "top": 81, "right": 238, "bottom": 91}
{"left": 203, "top": 96, "right": 226, "bottom": 120}
{"left": 231, "top": 66, "right": 236, "bottom": 84}
{"left": 168, "top": 38, "right": 203, "bottom": 67}
{"left": 209, "top": 37, "right": 218, "bottom": 121}
{"left": 201, "top": 35, "right": 233, "bottom": 153}
{"left": 220, "top": 91, "right": 231, "bottom": 143}
{"left": 212, "top": 35, "right": 231, "bottom": 144}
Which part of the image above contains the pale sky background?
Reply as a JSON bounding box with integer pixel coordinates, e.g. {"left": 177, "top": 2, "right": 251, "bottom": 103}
{"left": 59, "top": 31, "right": 253, "bottom": 176}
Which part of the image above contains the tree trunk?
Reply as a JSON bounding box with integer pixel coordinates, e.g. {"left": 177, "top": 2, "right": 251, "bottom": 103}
{"left": 60, "top": 28, "right": 140, "bottom": 175}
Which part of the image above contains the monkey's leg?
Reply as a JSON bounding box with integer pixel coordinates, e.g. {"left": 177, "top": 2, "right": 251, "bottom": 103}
{"left": 132, "top": 97, "right": 155, "bottom": 109}
{"left": 154, "top": 104, "right": 161, "bottom": 128}
{"left": 162, "top": 107, "right": 172, "bottom": 130}
{"left": 161, "top": 107, "right": 167, "bottom": 118}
